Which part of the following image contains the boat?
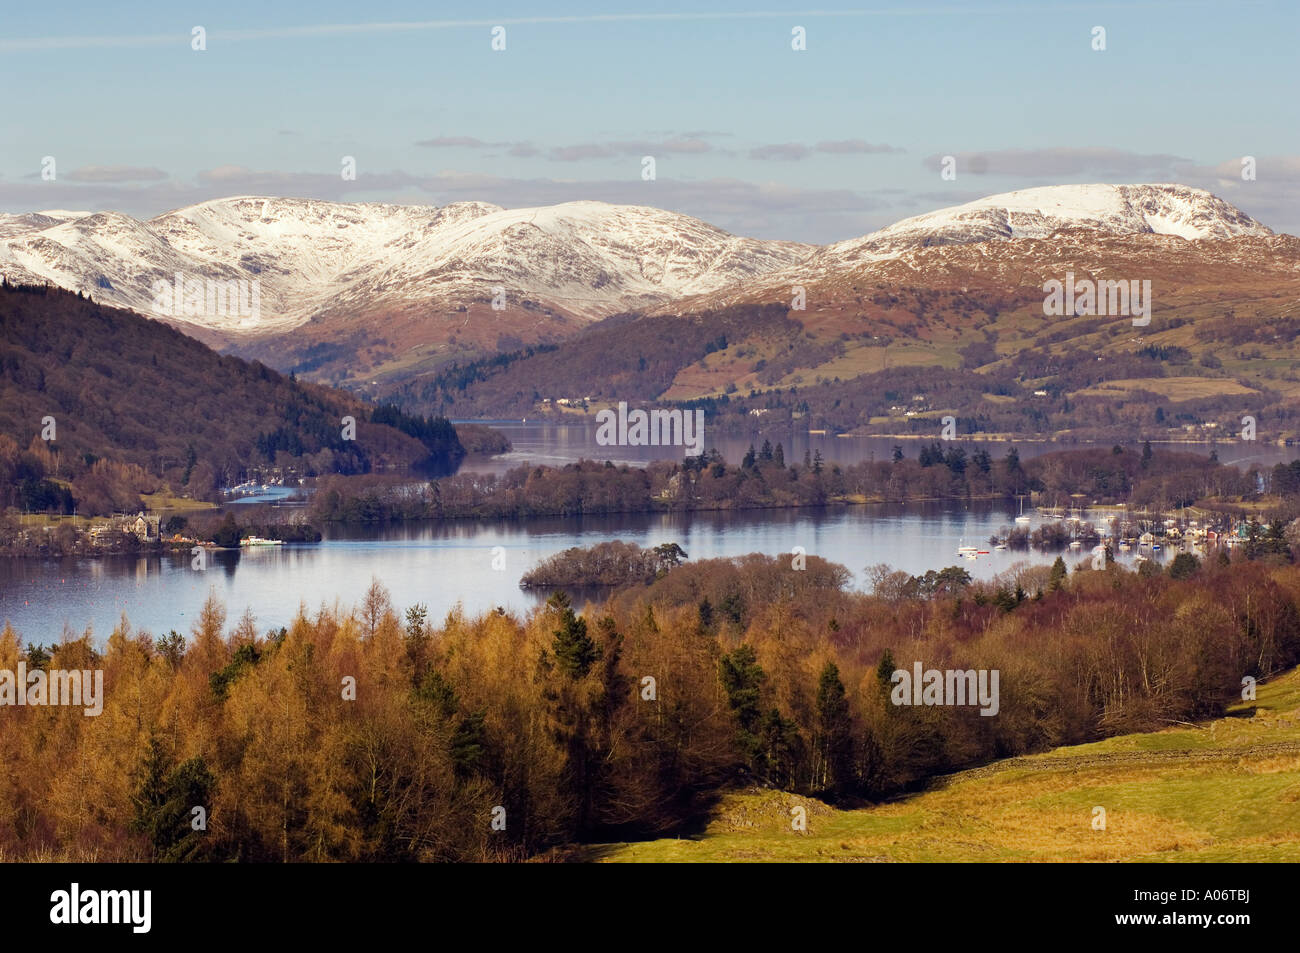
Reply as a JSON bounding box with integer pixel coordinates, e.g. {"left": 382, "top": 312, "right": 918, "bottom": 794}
{"left": 240, "top": 536, "right": 284, "bottom": 547}
{"left": 957, "top": 544, "right": 980, "bottom": 557}
{"left": 1015, "top": 495, "right": 1031, "bottom": 525}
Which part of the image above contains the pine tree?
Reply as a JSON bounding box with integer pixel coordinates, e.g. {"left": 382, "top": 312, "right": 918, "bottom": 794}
{"left": 130, "top": 738, "right": 215, "bottom": 862}
{"left": 1049, "top": 556, "right": 1067, "bottom": 591}
{"left": 549, "top": 591, "right": 598, "bottom": 679}
{"left": 404, "top": 603, "right": 430, "bottom": 675}
{"left": 719, "top": 644, "right": 766, "bottom": 766}
{"left": 449, "top": 710, "right": 487, "bottom": 780}
{"left": 875, "top": 648, "right": 896, "bottom": 696}
{"left": 816, "top": 661, "right": 854, "bottom": 795}
{"left": 697, "top": 597, "right": 715, "bottom": 632}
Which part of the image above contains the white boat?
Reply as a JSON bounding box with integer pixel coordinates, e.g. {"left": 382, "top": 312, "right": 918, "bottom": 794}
{"left": 240, "top": 536, "right": 284, "bottom": 547}
{"left": 1015, "top": 495, "right": 1031, "bottom": 524}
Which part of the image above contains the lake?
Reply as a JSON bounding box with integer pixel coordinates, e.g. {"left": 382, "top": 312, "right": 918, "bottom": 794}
{"left": 2, "top": 501, "right": 1182, "bottom": 644}
{"left": 7, "top": 422, "right": 1287, "bottom": 644}
{"left": 455, "top": 420, "right": 1294, "bottom": 475}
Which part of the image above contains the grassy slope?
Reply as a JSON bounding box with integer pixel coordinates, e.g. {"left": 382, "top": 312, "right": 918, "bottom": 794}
{"left": 591, "top": 667, "right": 1300, "bottom": 863}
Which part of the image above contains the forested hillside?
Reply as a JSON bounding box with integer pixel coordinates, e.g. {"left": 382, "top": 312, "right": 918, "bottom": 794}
{"left": 377, "top": 232, "right": 1300, "bottom": 446}
{"left": 0, "top": 282, "right": 462, "bottom": 514}
{"left": 1, "top": 551, "right": 1297, "bottom": 861}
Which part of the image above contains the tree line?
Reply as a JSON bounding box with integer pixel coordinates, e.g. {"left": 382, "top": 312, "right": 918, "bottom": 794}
{"left": 2, "top": 549, "right": 1297, "bottom": 861}
{"left": 307, "top": 445, "right": 1299, "bottom": 525}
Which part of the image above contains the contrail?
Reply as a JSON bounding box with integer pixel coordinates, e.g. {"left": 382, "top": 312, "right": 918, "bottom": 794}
{"left": 0, "top": 3, "right": 1230, "bottom": 52}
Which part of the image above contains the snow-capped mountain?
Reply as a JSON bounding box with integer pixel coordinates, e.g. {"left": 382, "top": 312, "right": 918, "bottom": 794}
{"left": 0, "top": 211, "right": 93, "bottom": 240}
{"left": 675, "top": 184, "right": 1275, "bottom": 312}
{"left": 0, "top": 197, "right": 813, "bottom": 332}
{"left": 823, "top": 184, "right": 1270, "bottom": 264}
{"left": 0, "top": 184, "right": 1275, "bottom": 343}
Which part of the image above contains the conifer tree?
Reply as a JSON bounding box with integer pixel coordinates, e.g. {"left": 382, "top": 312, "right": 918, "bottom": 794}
{"left": 875, "top": 648, "right": 896, "bottom": 696}
{"left": 816, "top": 661, "right": 854, "bottom": 795}
{"left": 1049, "top": 556, "right": 1067, "bottom": 591}
{"left": 548, "top": 591, "right": 598, "bottom": 679}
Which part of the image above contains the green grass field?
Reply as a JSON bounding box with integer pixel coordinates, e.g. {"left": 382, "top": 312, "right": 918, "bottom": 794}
{"left": 590, "top": 668, "right": 1300, "bottom": 863}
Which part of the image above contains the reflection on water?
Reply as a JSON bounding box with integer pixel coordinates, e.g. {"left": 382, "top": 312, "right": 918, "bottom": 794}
{"left": 1, "top": 501, "right": 1184, "bottom": 643}
{"left": 456, "top": 420, "right": 1295, "bottom": 476}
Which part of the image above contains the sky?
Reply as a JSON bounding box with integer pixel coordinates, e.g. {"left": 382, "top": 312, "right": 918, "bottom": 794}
{"left": 1, "top": 0, "right": 1297, "bottom": 243}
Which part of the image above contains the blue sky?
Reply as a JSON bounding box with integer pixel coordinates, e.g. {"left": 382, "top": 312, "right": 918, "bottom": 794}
{"left": 2, "top": 0, "right": 1296, "bottom": 241}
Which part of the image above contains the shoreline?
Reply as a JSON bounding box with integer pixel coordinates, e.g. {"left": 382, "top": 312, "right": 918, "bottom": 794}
{"left": 0, "top": 491, "right": 1250, "bottom": 563}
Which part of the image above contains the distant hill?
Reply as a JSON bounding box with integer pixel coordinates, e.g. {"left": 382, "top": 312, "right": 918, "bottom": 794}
{"left": 6, "top": 186, "right": 1297, "bottom": 446}
{"left": 0, "top": 282, "right": 461, "bottom": 514}
{"left": 0, "top": 196, "right": 811, "bottom": 393}
{"left": 389, "top": 228, "right": 1300, "bottom": 445}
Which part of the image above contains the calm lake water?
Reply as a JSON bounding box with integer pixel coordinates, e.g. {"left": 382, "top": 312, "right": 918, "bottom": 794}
{"left": 3, "top": 501, "right": 1178, "bottom": 644}
{"left": 5, "top": 422, "right": 1288, "bottom": 644}
{"left": 458, "top": 420, "right": 1294, "bottom": 475}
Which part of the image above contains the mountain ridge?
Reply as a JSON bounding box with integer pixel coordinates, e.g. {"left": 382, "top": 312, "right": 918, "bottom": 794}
{"left": 2, "top": 184, "right": 1287, "bottom": 409}
{"left": 0, "top": 184, "right": 1272, "bottom": 338}
{"left": 0, "top": 196, "right": 813, "bottom": 332}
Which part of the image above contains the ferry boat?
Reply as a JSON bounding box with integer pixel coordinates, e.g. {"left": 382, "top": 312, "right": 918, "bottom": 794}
{"left": 240, "top": 536, "right": 284, "bottom": 547}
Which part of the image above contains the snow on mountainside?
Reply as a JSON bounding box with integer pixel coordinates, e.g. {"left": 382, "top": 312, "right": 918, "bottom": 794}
{"left": 676, "top": 184, "right": 1275, "bottom": 312}
{"left": 0, "top": 196, "right": 812, "bottom": 332}
{"left": 0, "top": 210, "right": 92, "bottom": 240}
{"left": 0, "top": 185, "right": 1273, "bottom": 333}
{"left": 820, "top": 184, "right": 1271, "bottom": 266}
